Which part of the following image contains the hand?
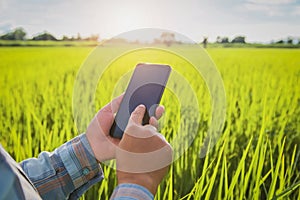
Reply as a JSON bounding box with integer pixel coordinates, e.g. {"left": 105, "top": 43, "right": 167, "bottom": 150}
{"left": 116, "top": 105, "right": 173, "bottom": 195}
{"left": 86, "top": 94, "right": 165, "bottom": 162}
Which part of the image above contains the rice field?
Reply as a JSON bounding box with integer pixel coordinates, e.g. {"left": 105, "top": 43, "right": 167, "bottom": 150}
{"left": 0, "top": 46, "right": 299, "bottom": 199}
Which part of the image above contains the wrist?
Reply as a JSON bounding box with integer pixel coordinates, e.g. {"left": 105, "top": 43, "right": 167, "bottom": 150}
{"left": 85, "top": 131, "right": 118, "bottom": 162}
{"left": 85, "top": 132, "right": 102, "bottom": 162}
{"left": 111, "top": 183, "right": 154, "bottom": 200}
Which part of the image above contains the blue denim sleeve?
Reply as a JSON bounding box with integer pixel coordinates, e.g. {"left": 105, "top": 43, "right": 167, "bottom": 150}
{"left": 20, "top": 133, "right": 103, "bottom": 200}
{"left": 110, "top": 183, "right": 154, "bottom": 200}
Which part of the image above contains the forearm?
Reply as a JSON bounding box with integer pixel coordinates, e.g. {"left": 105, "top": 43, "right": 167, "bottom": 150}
{"left": 20, "top": 134, "right": 103, "bottom": 199}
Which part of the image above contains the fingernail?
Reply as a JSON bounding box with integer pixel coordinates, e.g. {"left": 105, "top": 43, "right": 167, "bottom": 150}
{"left": 138, "top": 104, "right": 145, "bottom": 109}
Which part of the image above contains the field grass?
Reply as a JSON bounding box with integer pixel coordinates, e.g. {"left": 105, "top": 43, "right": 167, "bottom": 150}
{"left": 0, "top": 46, "right": 299, "bottom": 199}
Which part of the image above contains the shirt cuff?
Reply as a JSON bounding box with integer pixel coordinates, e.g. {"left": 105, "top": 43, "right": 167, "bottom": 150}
{"left": 57, "top": 133, "right": 103, "bottom": 191}
{"left": 110, "top": 183, "right": 154, "bottom": 200}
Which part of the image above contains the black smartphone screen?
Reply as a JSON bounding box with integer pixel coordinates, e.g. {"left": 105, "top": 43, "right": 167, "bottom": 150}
{"left": 110, "top": 63, "right": 171, "bottom": 139}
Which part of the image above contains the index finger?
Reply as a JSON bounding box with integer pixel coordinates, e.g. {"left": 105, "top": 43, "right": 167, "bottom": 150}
{"left": 129, "top": 104, "right": 146, "bottom": 125}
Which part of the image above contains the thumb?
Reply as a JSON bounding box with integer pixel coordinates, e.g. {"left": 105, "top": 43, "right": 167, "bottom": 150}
{"left": 129, "top": 104, "right": 146, "bottom": 125}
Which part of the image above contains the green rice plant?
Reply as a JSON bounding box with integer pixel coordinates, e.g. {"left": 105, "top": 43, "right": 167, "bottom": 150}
{"left": 0, "top": 46, "right": 299, "bottom": 199}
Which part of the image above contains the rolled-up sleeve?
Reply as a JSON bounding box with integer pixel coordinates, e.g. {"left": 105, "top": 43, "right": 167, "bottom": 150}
{"left": 20, "top": 133, "right": 103, "bottom": 200}
{"left": 110, "top": 184, "right": 154, "bottom": 200}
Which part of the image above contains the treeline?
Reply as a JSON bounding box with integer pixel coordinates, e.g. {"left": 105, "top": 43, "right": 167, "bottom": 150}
{"left": 0, "top": 27, "right": 99, "bottom": 41}
{"left": 1, "top": 27, "right": 299, "bottom": 48}
{"left": 216, "top": 36, "right": 247, "bottom": 44}
{"left": 215, "top": 36, "right": 300, "bottom": 45}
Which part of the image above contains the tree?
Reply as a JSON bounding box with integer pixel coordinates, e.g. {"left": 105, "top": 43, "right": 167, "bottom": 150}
{"left": 160, "top": 32, "right": 175, "bottom": 47}
{"left": 276, "top": 39, "right": 284, "bottom": 44}
{"left": 0, "top": 27, "right": 26, "bottom": 40}
{"left": 86, "top": 34, "right": 99, "bottom": 41}
{"left": 287, "top": 36, "right": 293, "bottom": 44}
{"left": 62, "top": 35, "right": 70, "bottom": 41}
{"left": 77, "top": 33, "right": 82, "bottom": 41}
{"left": 32, "top": 32, "right": 57, "bottom": 41}
{"left": 14, "top": 28, "right": 26, "bottom": 40}
{"left": 231, "top": 36, "right": 246, "bottom": 43}
{"left": 202, "top": 37, "right": 208, "bottom": 48}
{"left": 216, "top": 36, "right": 229, "bottom": 43}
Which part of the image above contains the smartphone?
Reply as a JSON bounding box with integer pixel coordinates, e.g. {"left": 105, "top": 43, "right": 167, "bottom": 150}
{"left": 110, "top": 63, "right": 171, "bottom": 139}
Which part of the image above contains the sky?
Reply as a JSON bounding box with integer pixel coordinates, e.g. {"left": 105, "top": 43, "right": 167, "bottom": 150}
{"left": 0, "top": 0, "right": 299, "bottom": 43}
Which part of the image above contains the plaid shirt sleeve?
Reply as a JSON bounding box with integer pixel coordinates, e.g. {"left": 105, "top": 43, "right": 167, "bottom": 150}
{"left": 20, "top": 133, "right": 103, "bottom": 200}
{"left": 110, "top": 184, "right": 154, "bottom": 200}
